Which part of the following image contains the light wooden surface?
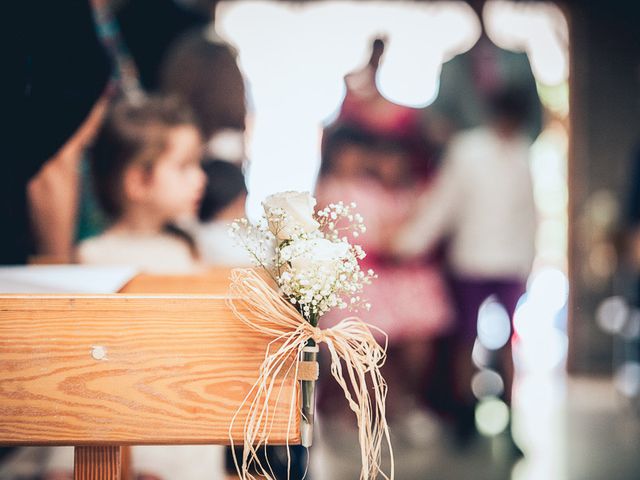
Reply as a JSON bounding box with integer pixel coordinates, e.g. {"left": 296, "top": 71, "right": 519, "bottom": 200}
{"left": 0, "top": 294, "right": 299, "bottom": 446}
{"left": 121, "top": 268, "right": 235, "bottom": 294}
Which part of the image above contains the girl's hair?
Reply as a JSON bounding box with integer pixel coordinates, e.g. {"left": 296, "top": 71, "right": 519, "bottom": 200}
{"left": 319, "top": 123, "right": 376, "bottom": 177}
{"left": 198, "top": 159, "right": 247, "bottom": 222}
{"left": 91, "top": 95, "right": 196, "bottom": 219}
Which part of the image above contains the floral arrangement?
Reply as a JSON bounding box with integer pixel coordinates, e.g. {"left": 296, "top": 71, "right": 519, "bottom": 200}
{"left": 228, "top": 191, "right": 392, "bottom": 480}
{"left": 230, "top": 191, "right": 375, "bottom": 325}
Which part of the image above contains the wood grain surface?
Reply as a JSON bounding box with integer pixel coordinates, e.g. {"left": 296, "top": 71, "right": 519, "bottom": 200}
{"left": 74, "top": 446, "right": 123, "bottom": 480}
{"left": 121, "top": 268, "right": 235, "bottom": 294}
{"left": 0, "top": 294, "right": 299, "bottom": 446}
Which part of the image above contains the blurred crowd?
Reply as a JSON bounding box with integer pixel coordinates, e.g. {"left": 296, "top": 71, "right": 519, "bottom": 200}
{"left": 1, "top": 0, "right": 572, "bottom": 479}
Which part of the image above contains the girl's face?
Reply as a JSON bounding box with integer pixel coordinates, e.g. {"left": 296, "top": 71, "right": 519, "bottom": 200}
{"left": 145, "top": 125, "right": 206, "bottom": 221}
{"left": 374, "top": 149, "right": 411, "bottom": 188}
{"left": 332, "top": 144, "right": 367, "bottom": 178}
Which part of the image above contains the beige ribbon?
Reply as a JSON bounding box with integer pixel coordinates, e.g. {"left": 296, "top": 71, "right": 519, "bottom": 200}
{"left": 296, "top": 360, "right": 319, "bottom": 381}
{"left": 227, "top": 268, "right": 394, "bottom": 480}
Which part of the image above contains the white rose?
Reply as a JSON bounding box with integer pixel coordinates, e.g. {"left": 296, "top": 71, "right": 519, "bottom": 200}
{"left": 262, "top": 191, "right": 320, "bottom": 242}
{"left": 284, "top": 238, "right": 351, "bottom": 276}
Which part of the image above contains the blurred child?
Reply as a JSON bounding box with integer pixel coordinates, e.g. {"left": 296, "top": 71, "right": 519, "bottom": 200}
{"left": 76, "top": 96, "right": 206, "bottom": 273}
{"left": 193, "top": 159, "right": 251, "bottom": 266}
{"left": 47, "top": 96, "right": 226, "bottom": 480}
{"left": 393, "top": 88, "right": 536, "bottom": 450}
{"left": 316, "top": 125, "right": 452, "bottom": 432}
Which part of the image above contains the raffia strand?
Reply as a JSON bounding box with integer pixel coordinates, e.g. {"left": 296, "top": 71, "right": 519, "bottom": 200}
{"left": 227, "top": 268, "right": 394, "bottom": 480}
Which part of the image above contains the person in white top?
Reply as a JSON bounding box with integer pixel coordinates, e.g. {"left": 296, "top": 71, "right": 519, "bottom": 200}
{"left": 192, "top": 159, "right": 252, "bottom": 267}
{"left": 394, "top": 120, "right": 536, "bottom": 279}
{"left": 76, "top": 96, "right": 206, "bottom": 275}
{"left": 392, "top": 88, "right": 537, "bottom": 448}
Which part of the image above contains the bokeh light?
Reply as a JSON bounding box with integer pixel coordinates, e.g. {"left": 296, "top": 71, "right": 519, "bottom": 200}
{"left": 527, "top": 268, "right": 569, "bottom": 314}
{"left": 595, "top": 296, "right": 629, "bottom": 335}
{"left": 516, "top": 326, "right": 568, "bottom": 372}
{"left": 621, "top": 309, "right": 640, "bottom": 340}
{"left": 472, "top": 339, "right": 492, "bottom": 369}
{"left": 475, "top": 397, "right": 510, "bottom": 436}
{"left": 513, "top": 268, "right": 569, "bottom": 373}
{"left": 477, "top": 297, "right": 512, "bottom": 350}
{"left": 614, "top": 362, "right": 640, "bottom": 398}
{"left": 472, "top": 369, "right": 505, "bottom": 399}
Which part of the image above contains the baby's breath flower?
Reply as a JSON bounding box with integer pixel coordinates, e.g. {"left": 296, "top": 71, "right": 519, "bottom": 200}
{"left": 230, "top": 193, "right": 374, "bottom": 320}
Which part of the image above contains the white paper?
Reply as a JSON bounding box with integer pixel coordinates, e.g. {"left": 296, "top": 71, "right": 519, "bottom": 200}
{"left": 0, "top": 265, "right": 139, "bottom": 294}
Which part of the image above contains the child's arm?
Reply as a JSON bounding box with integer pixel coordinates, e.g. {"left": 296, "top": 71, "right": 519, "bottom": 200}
{"left": 389, "top": 152, "right": 460, "bottom": 259}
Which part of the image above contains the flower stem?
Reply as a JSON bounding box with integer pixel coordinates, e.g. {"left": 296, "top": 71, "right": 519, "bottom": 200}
{"left": 300, "top": 338, "right": 318, "bottom": 447}
{"left": 301, "top": 312, "right": 318, "bottom": 447}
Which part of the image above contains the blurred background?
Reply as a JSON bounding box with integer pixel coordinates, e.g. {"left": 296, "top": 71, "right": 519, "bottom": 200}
{"left": 2, "top": 0, "right": 640, "bottom": 479}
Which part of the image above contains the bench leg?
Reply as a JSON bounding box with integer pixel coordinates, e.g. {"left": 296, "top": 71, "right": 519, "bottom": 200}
{"left": 121, "top": 446, "right": 132, "bottom": 480}
{"left": 74, "top": 446, "right": 129, "bottom": 480}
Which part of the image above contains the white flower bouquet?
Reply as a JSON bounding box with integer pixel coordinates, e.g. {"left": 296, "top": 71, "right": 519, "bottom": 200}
{"left": 228, "top": 191, "right": 392, "bottom": 480}
{"left": 231, "top": 191, "right": 374, "bottom": 326}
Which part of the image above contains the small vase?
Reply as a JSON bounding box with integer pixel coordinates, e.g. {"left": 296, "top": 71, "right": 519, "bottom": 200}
{"left": 300, "top": 338, "right": 318, "bottom": 447}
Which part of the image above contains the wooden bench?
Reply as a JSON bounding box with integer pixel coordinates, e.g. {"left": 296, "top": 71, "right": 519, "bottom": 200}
{"left": 0, "top": 269, "right": 299, "bottom": 479}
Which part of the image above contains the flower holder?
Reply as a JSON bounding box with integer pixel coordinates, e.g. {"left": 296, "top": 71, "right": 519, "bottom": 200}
{"left": 228, "top": 191, "right": 392, "bottom": 479}
{"left": 228, "top": 268, "right": 393, "bottom": 480}
{"left": 298, "top": 340, "right": 319, "bottom": 447}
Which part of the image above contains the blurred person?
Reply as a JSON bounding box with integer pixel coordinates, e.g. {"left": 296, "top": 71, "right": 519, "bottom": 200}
{"left": 1, "top": 0, "right": 111, "bottom": 265}
{"left": 0, "top": 0, "right": 111, "bottom": 471}
{"left": 192, "top": 159, "right": 251, "bottom": 266}
{"left": 160, "top": 24, "right": 247, "bottom": 166}
{"left": 429, "top": 0, "right": 542, "bottom": 143}
{"left": 316, "top": 123, "right": 453, "bottom": 435}
{"left": 27, "top": 93, "right": 110, "bottom": 264}
{"left": 76, "top": 96, "right": 206, "bottom": 274}
{"left": 330, "top": 37, "right": 436, "bottom": 178}
{"left": 392, "top": 88, "right": 537, "bottom": 452}
{"left": 70, "top": 0, "right": 144, "bottom": 248}
{"left": 44, "top": 97, "right": 223, "bottom": 480}
{"left": 315, "top": 40, "right": 452, "bottom": 454}
{"left": 115, "top": 0, "right": 210, "bottom": 92}
{"left": 319, "top": 124, "right": 377, "bottom": 181}
{"left": 116, "top": 0, "right": 248, "bottom": 167}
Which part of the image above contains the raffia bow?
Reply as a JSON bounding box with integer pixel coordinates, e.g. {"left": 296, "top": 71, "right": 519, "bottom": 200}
{"left": 227, "top": 268, "right": 394, "bottom": 480}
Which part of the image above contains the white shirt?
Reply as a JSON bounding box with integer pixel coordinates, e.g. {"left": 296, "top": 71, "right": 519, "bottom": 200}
{"left": 77, "top": 231, "right": 199, "bottom": 274}
{"left": 193, "top": 221, "right": 253, "bottom": 267}
{"left": 395, "top": 127, "right": 536, "bottom": 279}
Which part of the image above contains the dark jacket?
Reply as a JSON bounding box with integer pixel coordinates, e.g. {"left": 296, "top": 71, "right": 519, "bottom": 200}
{"left": 1, "top": 0, "right": 112, "bottom": 263}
